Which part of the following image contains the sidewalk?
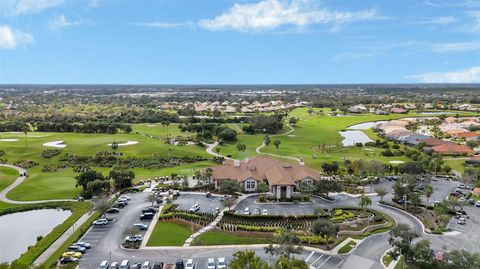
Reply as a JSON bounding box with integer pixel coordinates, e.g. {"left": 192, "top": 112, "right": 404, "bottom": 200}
{"left": 33, "top": 211, "right": 94, "bottom": 266}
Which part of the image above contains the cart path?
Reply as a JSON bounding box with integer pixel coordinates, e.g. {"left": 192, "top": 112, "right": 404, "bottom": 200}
{"left": 255, "top": 124, "right": 304, "bottom": 165}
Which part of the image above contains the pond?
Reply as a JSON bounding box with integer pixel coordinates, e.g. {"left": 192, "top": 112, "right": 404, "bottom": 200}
{"left": 0, "top": 209, "right": 71, "bottom": 263}
{"left": 347, "top": 121, "right": 388, "bottom": 130}
{"left": 339, "top": 131, "right": 373, "bottom": 146}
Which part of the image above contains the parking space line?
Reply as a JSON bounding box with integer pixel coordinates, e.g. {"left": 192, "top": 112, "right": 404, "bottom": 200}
{"left": 305, "top": 251, "right": 315, "bottom": 263}
{"left": 310, "top": 254, "right": 324, "bottom": 266}
{"left": 316, "top": 256, "right": 331, "bottom": 269}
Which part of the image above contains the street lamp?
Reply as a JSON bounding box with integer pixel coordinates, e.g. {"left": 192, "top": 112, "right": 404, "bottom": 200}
{"left": 403, "top": 195, "right": 408, "bottom": 212}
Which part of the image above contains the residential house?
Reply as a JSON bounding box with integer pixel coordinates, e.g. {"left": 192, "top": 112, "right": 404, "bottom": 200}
{"left": 348, "top": 104, "right": 368, "bottom": 114}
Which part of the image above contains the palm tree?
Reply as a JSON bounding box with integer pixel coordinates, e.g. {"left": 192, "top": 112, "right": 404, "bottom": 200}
{"left": 424, "top": 185, "right": 434, "bottom": 203}
{"left": 22, "top": 126, "right": 29, "bottom": 148}
{"left": 236, "top": 143, "right": 246, "bottom": 157}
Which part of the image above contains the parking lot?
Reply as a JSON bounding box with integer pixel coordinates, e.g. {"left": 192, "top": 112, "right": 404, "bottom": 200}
{"left": 234, "top": 195, "right": 329, "bottom": 216}
{"left": 173, "top": 193, "right": 225, "bottom": 214}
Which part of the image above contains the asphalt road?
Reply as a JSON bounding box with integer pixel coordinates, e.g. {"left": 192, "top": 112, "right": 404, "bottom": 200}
{"left": 174, "top": 193, "right": 225, "bottom": 214}
{"left": 77, "top": 178, "right": 476, "bottom": 269}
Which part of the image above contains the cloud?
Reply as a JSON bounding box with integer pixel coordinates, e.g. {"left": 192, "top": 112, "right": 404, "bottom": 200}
{"left": 0, "top": 25, "right": 34, "bottom": 49}
{"left": 415, "top": 16, "right": 455, "bottom": 25}
{"left": 429, "top": 42, "right": 480, "bottom": 52}
{"left": 464, "top": 11, "right": 480, "bottom": 33}
{"left": 129, "top": 21, "right": 196, "bottom": 29}
{"left": 2, "top": 0, "right": 63, "bottom": 15}
{"left": 48, "top": 14, "right": 93, "bottom": 30}
{"left": 406, "top": 66, "right": 480, "bottom": 83}
{"left": 198, "top": 0, "right": 381, "bottom": 32}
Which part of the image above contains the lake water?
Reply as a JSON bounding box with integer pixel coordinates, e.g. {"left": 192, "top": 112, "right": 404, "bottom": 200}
{"left": 339, "top": 131, "right": 374, "bottom": 146}
{"left": 348, "top": 121, "right": 388, "bottom": 130}
{"left": 0, "top": 209, "right": 71, "bottom": 263}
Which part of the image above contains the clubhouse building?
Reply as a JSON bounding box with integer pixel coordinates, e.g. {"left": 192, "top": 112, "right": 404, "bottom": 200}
{"left": 209, "top": 157, "right": 319, "bottom": 199}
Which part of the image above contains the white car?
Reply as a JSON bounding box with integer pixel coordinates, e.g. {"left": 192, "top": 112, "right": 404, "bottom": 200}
{"left": 119, "top": 195, "right": 131, "bottom": 201}
{"left": 93, "top": 218, "right": 108, "bottom": 225}
{"left": 141, "top": 261, "right": 150, "bottom": 269}
{"left": 185, "top": 259, "right": 195, "bottom": 269}
{"left": 457, "top": 217, "right": 466, "bottom": 225}
{"left": 475, "top": 201, "right": 480, "bottom": 207}
{"left": 244, "top": 207, "right": 250, "bottom": 215}
{"left": 206, "top": 258, "right": 216, "bottom": 269}
{"left": 262, "top": 209, "right": 268, "bottom": 215}
{"left": 189, "top": 204, "right": 200, "bottom": 212}
{"left": 217, "top": 257, "right": 227, "bottom": 269}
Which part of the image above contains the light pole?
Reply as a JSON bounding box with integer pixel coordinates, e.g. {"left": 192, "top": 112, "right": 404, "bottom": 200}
{"left": 404, "top": 195, "right": 408, "bottom": 212}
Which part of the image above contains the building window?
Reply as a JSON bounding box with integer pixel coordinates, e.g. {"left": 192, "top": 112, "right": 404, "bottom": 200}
{"left": 246, "top": 180, "right": 256, "bottom": 190}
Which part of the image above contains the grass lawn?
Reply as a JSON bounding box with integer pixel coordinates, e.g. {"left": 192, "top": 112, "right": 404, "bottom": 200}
{"left": 444, "top": 159, "right": 467, "bottom": 174}
{"left": 0, "top": 130, "right": 212, "bottom": 200}
{"left": 146, "top": 221, "right": 192, "bottom": 246}
{"left": 383, "top": 254, "right": 394, "bottom": 267}
{"left": 192, "top": 230, "right": 272, "bottom": 246}
{"left": 337, "top": 239, "right": 357, "bottom": 254}
{"left": 0, "top": 166, "right": 18, "bottom": 192}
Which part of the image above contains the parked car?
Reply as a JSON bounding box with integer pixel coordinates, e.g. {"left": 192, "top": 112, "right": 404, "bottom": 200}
{"left": 142, "top": 207, "right": 157, "bottom": 214}
{"left": 125, "top": 234, "right": 143, "bottom": 243}
{"left": 117, "top": 198, "right": 129, "bottom": 204}
{"left": 106, "top": 208, "right": 120, "bottom": 214}
{"left": 244, "top": 207, "right": 250, "bottom": 215}
{"left": 110, "top": 262, "right": 119, "bottom": 269}
{"left": 253, "top": 208, "right": 260, "bottom": 215}
{"left": 152, "top": 262, "right": 163, "bottom": 269}
{"left": 175, "top": 259, "right": 185, "bottom": 269}
{"left": 73, "top": 241, "right": 91, "bottom": 249}
{"left": 93, "top": 218, "right": 108, "bottom": 225}
{"left": 185, "top": 259, "right": 195, "bottom": 269}
{"left": 132, "top": 263, "right": 141, "bottom": 269}
{"left": 475, "top": 201, "right": 480, "bottom": 207}
{"left": 119, "top": 260, "right": 130, "bottom": 269}
{"left": 206, "top": 192, "right": 212, "bottom": 198}
{"left": 141, "top": 261, "right": 151, "bottom": 269}
{"left": 120, "top": 195, "right": 131, "bottom": 201}
{"left": 62, "top": 251, "right": 82, "bottom": 259}
{"left": 217, "top": 258, "right": 227, "bottom": 269}
{"left": 213, "top": 207, "right": 220, "bottom": 215}
{"left": 98, "top": 260, "right": 109, "bottom": 269}
{"left": 449, "top": 192, "right": 460, "bottom": 197}
{"left": 262, "top": 209, "right": 268, "bottom": 215}
{"left": 67, "top": 245, "right": 86, "bottom": 253}
{"left": 139, "top": 212, "right": 155, "bottom": 220}
{"left": 467, "top": 199, "right": 475, "bottom": 205}
{"left": 60, "top": 257, "right": 79, "bottom": 264}
{"left": 206, "top": 258, "right": 216, "bottom": 269}
{"left": 113, "top": 202, "right": 126, "bottom": 208}
{"left": 189, "top": 204, "right": 200, "bottom": 212}
{"left": 457, "top": 217, "right": 466, "bottom": 225}
{"left": 133, "top": 223, "right": 149, "bottom": 230}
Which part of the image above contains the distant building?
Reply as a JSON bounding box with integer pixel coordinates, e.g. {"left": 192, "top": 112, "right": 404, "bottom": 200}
{"left": 348, "top": 104, "right": 368, "bottom": 114}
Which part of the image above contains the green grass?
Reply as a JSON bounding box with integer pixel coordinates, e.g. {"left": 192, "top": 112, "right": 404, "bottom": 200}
{"left": 337, "top": 239, "right": 357, "bottom": 254}
{"left": 383, "top": 255, "right": 394, "bottom": 267}
{"left": 41, "top": 210, "right": 101, "bottom": 269}
{"left": 5, "top": 201, "right": 91, "bottom": 268}
{"left": 0, "top": 131, "right": 212, "bottom": 200}
{"left": 146, "top": 221, "right": 193, "bottom": 246}
{"left": 0, "top": 166, "right": 18, "bottom": 191}
{"left": 192, "top": 230, "right": 272, "bottom": 246}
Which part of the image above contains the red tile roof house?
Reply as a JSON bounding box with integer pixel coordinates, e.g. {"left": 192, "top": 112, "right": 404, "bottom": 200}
{"left": 454, "top": 131, "right": 478, "bottom": 141}
{"left": 210, "top": 157, "right": 319, "bottom": 199}
{"left": 431, "top": 144, "right": 474, "bottom": 156}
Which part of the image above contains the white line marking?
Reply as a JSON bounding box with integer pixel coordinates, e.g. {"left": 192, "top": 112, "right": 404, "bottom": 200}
{"left": 305, "top": 251, "right": 315, "bottom": 263}
{"left": 311, "top": 254, "right": 324, "bottom": 266}
{"left": 317, "top": 256, "right": 331, "bottom": 269}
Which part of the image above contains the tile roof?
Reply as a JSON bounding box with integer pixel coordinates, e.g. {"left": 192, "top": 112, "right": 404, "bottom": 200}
{"left": 211, "top": 157, "right": 319, "bottom": 186}
{"left": 432, "top": 144, "right": 474, "bottom": 154}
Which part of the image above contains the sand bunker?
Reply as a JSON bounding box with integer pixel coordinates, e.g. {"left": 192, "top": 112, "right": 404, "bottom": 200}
{"left": 0, "top": 139, "right": 19, "bottom": 142}
{"left": 108, "top": 141, "right": 139, "bottom": 146}
{"left": 389, "top": 160, "right": 405, "bottom": 164}
{"left": 43, "top": 141, "right": 67, "bottom": 148}
{"left": 147, "top": 125, "right": 156, "bottom": 127}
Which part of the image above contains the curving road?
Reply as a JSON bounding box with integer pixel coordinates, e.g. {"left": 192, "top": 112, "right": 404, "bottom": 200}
{"left": 0, "top": 164, "right": 76, "bottom": 204}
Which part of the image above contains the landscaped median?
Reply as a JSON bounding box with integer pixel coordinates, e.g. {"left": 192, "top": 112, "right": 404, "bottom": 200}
{"left": 0, "top": 201, "right": 91, "bottom": 268}
{"left": 146, "top": 221, "right": 194, "bottom": 246}
{"left": 192, "top": 230, "right": 272, "bottom": 246}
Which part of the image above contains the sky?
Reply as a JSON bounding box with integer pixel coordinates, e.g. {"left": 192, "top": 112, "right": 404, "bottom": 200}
{"left": 0, "top": 0, "right": 479, "bottom": 84}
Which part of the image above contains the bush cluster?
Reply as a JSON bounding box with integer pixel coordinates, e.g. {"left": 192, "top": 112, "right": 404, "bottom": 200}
{"left": 41, "top": 149, "right": 61, "bottom": 158}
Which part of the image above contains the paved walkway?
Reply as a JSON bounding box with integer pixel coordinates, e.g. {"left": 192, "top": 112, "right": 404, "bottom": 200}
{"left": 33, "top": 211, "right": 94, "bottom": 265}
{"left": 0, "top": 164, "right": 76, "bottom": 204}
{"left": 204, "top": 141, "right": 232, "bottom": 160}
{"left": 255, "top": 125, "right": 304, "bottom": 165}
{"left": 182, "top": 193, "right": 258, "bottom": 246}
